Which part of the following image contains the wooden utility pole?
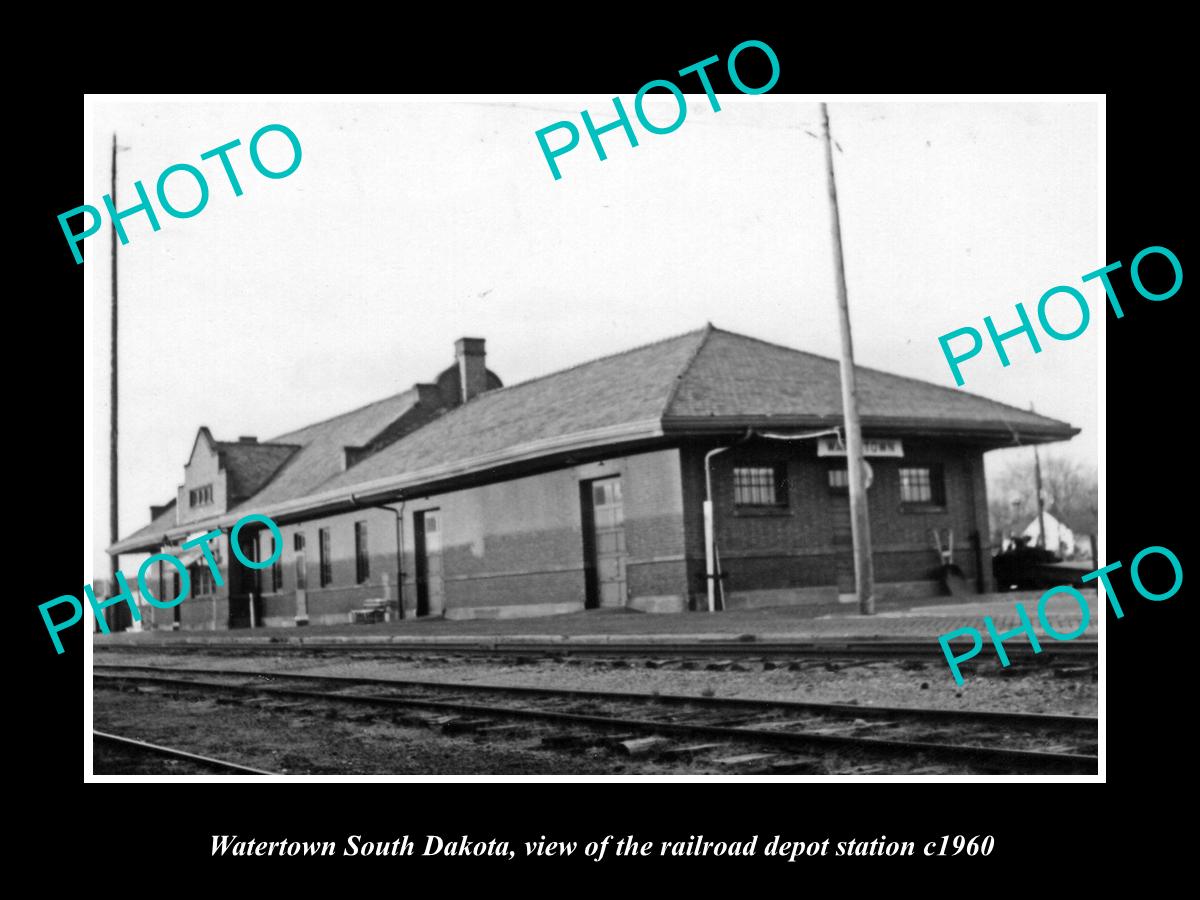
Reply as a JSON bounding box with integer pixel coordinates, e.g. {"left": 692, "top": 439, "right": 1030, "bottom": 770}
{"left": 109, "top": 132, "right": 120, "bottom": 630}
{"left": 1033, "top": 446, "right": 1047, "bottom": 548}
{"left": 1031, "top": 403, "right": 1047, "bottom": 549}
{"left": 822, "top": 103, "right": 875, "bottom": 615}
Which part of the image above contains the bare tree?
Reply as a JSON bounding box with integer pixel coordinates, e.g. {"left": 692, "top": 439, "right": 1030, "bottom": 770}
{"left": 988, "top": 452, "right": 1097, "bottom": 554}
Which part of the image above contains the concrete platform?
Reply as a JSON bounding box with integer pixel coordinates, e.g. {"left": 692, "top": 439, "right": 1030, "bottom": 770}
{"left": 95, "top": 590, "right": 1099, "bottom": 647}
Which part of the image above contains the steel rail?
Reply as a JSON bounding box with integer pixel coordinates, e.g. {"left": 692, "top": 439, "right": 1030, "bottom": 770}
{"left": 93, "top": 730, "right": 277, "bottom": 775}
{"left": 94, "top": 639, "right": 1098, "bottom": 659}
{"left": 94, "top": 663, "right": 1096, "bottom": 731}
{"left": 95, "top": 671, "right": 1097, "bottom": 773}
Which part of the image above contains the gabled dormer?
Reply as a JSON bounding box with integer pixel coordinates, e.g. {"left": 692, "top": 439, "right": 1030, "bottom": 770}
{"left": 177, "top": 427, "right": 226, "bottom": 525}
{"left": 176, "top": 427, "right": 300, "bottom": 524}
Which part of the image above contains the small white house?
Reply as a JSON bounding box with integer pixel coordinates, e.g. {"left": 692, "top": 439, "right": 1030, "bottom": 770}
{"left": 1009, "top": 511, "right": 1092, "bottom": 560}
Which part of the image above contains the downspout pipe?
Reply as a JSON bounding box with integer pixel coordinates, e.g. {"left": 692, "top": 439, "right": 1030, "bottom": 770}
{"left": 380, "top": 502, "right": 406, "bottom": 620}
{"left": 703, "top": 429, "right": 753, "bottom": 613}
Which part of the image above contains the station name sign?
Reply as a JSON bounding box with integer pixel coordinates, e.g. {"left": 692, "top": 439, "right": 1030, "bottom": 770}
{"left": 816, "top": 438, "right": 904, "bottom": 458}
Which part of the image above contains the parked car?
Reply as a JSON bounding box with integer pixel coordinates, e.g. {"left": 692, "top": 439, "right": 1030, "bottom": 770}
{"left": 993, "top": 535, "right": 1063, "bottom": 591}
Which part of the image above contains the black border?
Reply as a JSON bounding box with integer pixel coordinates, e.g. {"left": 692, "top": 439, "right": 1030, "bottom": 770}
{"left": 24, "top": 26, "right": 1187, "bottom": 885}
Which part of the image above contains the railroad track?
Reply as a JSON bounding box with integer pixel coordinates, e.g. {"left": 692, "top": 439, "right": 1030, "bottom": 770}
{"left": 94, "top": 638, "right": 1097, "bottom": 662}
{"left": 93, "top": 730, "right": 276, "bottom": 775}
{"left": 95, "top": 663, "right": 1097, "bottom": 774}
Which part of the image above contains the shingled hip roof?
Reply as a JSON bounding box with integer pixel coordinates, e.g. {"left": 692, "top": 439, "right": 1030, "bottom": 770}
{"left": 663, "top": 327, "right": 1072, "bottom": 438}
{"left": 111, "top": 324, "right": 1077, "bottom": 551}
{"left": 233, "top": 388, "right": 426, "bottom": 511}
{"left": 322, "top": 326, "right": 1073, "bottom": 490}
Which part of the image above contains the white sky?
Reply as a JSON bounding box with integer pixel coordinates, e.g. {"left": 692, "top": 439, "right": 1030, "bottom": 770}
{"left": 88, "top": 98, "right": 1099, "bottom": 576}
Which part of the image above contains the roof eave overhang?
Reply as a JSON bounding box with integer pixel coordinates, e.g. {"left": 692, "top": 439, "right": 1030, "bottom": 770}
{"left": 108, "top": 418, "right": 666, "bottom": 554}
{"left": 108, "top": 532, "right": 179, "bottom": 555}
{"left": 661, "top": 415, "right": 1079, "bottom": 445}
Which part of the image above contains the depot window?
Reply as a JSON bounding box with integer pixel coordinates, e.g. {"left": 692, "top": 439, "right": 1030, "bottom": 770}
{"left": 733, "top": 465, "right": 788, "bottom": 507}
{"left": 188, "top": 484, "right": 213, "bottom": 508}
{"left": 354, "top": 521, "right": 369, "bottom": 584}
{"left": 899, "top": 465, "right": 945, "bottom": 506}
{"left": 319, "top": 527, "right": 332, "bottom": 587}
{"left": 191, "top": 562, "right": 217, "bottom": 596}
{"left": 268, "top": 534, "right": 282, "bottom": 592}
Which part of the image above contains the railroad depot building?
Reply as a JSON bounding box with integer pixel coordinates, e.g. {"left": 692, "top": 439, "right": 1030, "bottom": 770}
{"left": 110, "top": 326, "right": 1077, "bottom": 630}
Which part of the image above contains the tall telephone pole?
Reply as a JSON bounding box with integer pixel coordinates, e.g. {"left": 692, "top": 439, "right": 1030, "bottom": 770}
{"left": 109, "top": 132, "right": 120, "bottom": 630}
{"left": 822, "top": 103, "right": 875, "bottom": 615}
{"left": 1033, "top": 445, "right": 1047, "bottom": 548}
{"left": 1030, "top": 403, "right": 1047, "bottom": 549}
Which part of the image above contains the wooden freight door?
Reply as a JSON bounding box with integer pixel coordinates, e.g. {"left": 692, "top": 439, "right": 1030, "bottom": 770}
{"left": 415, "top": 509, "right": 445, "bottom": 617}
{"left": 582, "top": 477, "right": 627, "bottom": 609}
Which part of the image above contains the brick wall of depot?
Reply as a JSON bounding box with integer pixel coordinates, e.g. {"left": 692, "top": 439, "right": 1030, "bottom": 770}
{"left": 403, "top": 471, "right": 589, "bottom": 617}
{"left": 175, "top": 447, "right": 691, "bottom": 628}
{"left": 159, "top": 433, "right": 994, "bottom": 629}
{"left": 179, "top": 592, "right": 228, "bottom": 630}
{"left": 259, "top": 592, "right": 295, "bottom": 625}
{"left": 440, "top": 570, "right": 586, "bottom": 618}
{"left": 183, "top": 535, "right": 230, "bottom": 629}
{"left": 249, "top": 507, "right": 401, "bottom": 627}
{"left": 627, "top": 559, "right": 690, "bottom": 612}
{"left": 128, "top": 558, "right": 174, "bottom": 631}
{"left": 132, "top": 531, "right": 238, "bottom": 630}
{"left": 402, "top": 448, "right": 690, "bottom": 618}
{"left": 680, "top": 436, "right": 993, "bottom": 608}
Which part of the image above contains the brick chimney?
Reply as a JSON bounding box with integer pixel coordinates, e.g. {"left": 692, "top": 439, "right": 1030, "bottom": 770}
{"left": 238, "top": 435, "right": 258, "bottom": 443}
{"left": 455, "top": 337, "right": 488, "bottom": 403}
